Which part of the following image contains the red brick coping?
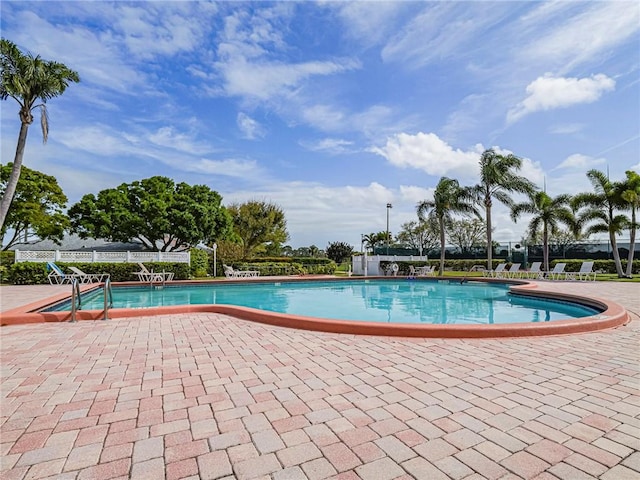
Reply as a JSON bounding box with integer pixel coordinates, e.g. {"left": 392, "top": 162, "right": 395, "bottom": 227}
{"left": 0, "top": 277, "right": 630, "bottom": 338}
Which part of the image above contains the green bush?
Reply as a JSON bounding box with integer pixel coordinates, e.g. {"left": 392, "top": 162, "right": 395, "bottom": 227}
{"left": 190, "top": 248, "right": 209, "bottom": 277}
{"left": 7, "top": 261, "right": 190, "bottom": 285}
{"left": 0, "top": 251, "right": 15, "bottom": 283}
{"left": 232, "top": 262, "right": 305, "bottom": 276}
{"left": 232, "top": 257, "right": 336, "bottom": 275}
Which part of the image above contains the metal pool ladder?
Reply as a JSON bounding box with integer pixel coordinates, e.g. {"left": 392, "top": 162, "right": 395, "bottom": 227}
{"left": 69, "top": 276, "right": 113, "bottom": 322}
{"left": 70, "top": 277, "right": 82, "bottom": 323}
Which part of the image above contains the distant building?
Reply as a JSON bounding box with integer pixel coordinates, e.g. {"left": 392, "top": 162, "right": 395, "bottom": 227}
{"left": 9, "top": 234, "right": 145, "bottom": 252}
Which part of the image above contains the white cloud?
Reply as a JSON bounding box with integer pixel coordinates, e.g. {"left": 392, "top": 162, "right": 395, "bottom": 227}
{"left": 522, "top": 2, "right": 640, "bottom": 73}
{"left": 183, "top": 158, "right": 261, "bottom": 178}
{"left": 555, "top": 154, "right": 606, "bottom": 170}
{"left": 210, "top": 6, "right": 360, "bottom": 102}
{"left": 370, "top": 132, "right": 484, "bottom": 181}
{"left": 222, "top": 181, "right": 396, "bottom": 247}
{"left": 381, "top": 3, "right": 513, "bottom": 68}
{"left": 217, "top": 58, "right": 359, "bottom": 101}
{"left": 300, "top": 138, "right": 355, "bottom": 154}
{"left": 507, "top": 74, "right": 615, "bottom": 123}
{"left": 147, "top": 127, "right": 212, "bottom": 155}
{"left": 548, "top": 123, "right": 585, "bottom": 135}
{"left": 237, "top": 113, "right": 266, "bottom": 140}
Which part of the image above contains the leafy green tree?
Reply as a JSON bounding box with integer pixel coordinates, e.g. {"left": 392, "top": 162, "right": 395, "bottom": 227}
{"left": 69, "top": 176, "right": 232, "bottom": 251}
{"left": 0, "top": 38, "right": 79, "bottom": 231}
{"left": 0, "top": 164, "right": 70, "bottom": 250}
{"left": 228, "top": 200, "right": 288, "bottom": 258}
{"left": 417, "top": 177, "right": 479, "bottom": 275}
{"left": 326, "top": 241, "right": 354, "bottom": 264}
{"left": 573, "top": 169, "right": 628, "bottom": 277}
{"left": 396, "top": 220, "right": 439, "bottom": 255}
{"left": 447, "top": 218, "right": 487, "bottom": 256}
{"left": 362, "top": 231, "right": 389, "bottom": 253}
{"left": 309, "top": 245, "right": 320, "bottom": 258}
{"left": 511, "top": 191, "right": 574, "bottom": 272}
{"left": 616, "top": 170, "right": 640, "bottom": 277}
{"left": 472, "top": 149, "right": 535, "bottom": 269}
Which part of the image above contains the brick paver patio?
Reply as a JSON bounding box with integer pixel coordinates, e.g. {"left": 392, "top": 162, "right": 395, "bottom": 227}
{"left": 1, "top": 281, "right": 638, "bottom": 479}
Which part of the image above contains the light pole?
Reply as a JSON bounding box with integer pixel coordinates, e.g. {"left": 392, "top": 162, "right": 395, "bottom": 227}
{"left": 386, "top": 203, "right": 392, "bottom": 255}
{"left": 361, "top": 234, "right": 364, "bottom": 253}
{"left": 212, "top": 242, "right": 217, "bottom": 278}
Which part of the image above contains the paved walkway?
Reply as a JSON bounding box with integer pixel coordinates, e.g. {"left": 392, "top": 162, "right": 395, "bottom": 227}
{"left": 0, "top": 282, "right": 638, "bottom": 479}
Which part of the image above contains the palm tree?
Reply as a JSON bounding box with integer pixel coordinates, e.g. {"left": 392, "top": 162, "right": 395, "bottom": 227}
{"left": 0, "top": 38, "right": 80, "bottom": 231}
{"left": 472, "top": 149, "right": 536, "bottom": 270}
{"left": 511, "top": 191, "right": 574, "bottom": 272}
{"left": 617, "top": 170, "right": 640, "bottom": 277}
{"left": 417, "top": 177, "right": 479, "bottom": 275}
{"left": 573, "top": 169, "right": 628, "bottom": 277}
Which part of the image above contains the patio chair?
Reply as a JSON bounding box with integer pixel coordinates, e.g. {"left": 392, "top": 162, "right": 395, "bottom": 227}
{"left": 502, "top": 263, "right": 521, "bottom": 279}
{"left": 417, "top": 265, "right": 435, "bottom": 277}
{"left": 135, "top": 263, "right": 174, "bottom": 282}
{"left": 547, "top": 263, "right": 567, "bottom": 280}
{"left": 223, "top": 264, "right": 260, "bottom": 278}
{"left": 68, "top": 267, "right": 109, "bottom": 284}
{"left": 520, "top": 262, "right": 543, "bottom": 280}
{"left": 483, "top": 263, "right": 506, "bottom": 278}
{"left": 565, "top": 261, "right": 596, "bottom": 281}
{"left": 46, "top": 262, "right": 74, "bottom": 285}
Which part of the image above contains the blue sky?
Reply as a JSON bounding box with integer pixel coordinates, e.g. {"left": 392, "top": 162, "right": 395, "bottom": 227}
{"left": 1, "top": 1, "right": 639, "bottom": 249}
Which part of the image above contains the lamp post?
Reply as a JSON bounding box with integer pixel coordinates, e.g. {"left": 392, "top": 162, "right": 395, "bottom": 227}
{"left": 361, "top": 234, "right": 364, "bottom": 253}
{"left": 386, "top": 203, "right": 393, "bottom": 255}
{"left": 212, "top": 242, "right": 217, "bottom": 278}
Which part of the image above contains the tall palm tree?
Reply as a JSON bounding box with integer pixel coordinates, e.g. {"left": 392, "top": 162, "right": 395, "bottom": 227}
{"left": 472, "top": 149, "right": 536, "bottom": 270}
{"left": 0, "top": 38, "right": 79, "bottom": 230}
{"left": 573, "top": 169, "right": 628, "bottom": 277}
{"left": 617, "top": 170, "right": 640, "bottom": 277}
{"left": 511, "top": 191, "right": 574, "bottom": 272}
{"left": 417, "top": 177, "right": 479, "bottom": 275}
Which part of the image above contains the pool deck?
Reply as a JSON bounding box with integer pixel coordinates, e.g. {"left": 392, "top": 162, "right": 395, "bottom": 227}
{"left": 1, "top": 280, "right": 639, "bottom": 479}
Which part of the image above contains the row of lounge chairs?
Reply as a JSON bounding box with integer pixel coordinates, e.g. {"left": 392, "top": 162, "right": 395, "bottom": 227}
{"left": 482, "top": 261, "right": 597, "bottom": 281}
{"left": 47, "top": 262, "right": 174, "bottom": 285}
{"left": 47, "top": 262, "right": 110, "bottom": 285}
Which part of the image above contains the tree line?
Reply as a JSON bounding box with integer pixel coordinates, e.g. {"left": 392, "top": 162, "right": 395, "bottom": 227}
{"left": 414, "top": 150, "right": 638, "bottom": 278}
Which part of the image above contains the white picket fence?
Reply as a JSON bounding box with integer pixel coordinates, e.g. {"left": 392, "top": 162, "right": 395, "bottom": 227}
{"left": 14, "top": 249, "right": 191, "bottom": 264}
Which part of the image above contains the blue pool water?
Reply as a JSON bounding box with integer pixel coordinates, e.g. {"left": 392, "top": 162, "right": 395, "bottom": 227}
{"left": 45, "top": 280, "right": 601, "bottom": 325}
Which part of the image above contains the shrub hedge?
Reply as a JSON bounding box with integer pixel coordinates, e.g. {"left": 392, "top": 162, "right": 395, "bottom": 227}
{"left": 190, "top": 248, "right": 209, "bottom": 277}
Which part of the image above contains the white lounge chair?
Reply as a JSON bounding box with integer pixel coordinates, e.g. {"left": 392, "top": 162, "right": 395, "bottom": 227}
{"left": 46, "top": 262, "right": 73, "bottom": 285}
{"left": 520, "top": 262, "right": 543, "bottom": 280}
{"left": 416, "top": 265, "right": 435, "bottom": 277}
{"left": 565, "top": 261, "right": 596, "bottom": 281}
{"left": 223, "top": 264, "right": 259, "bottom": 278}
{"left": 483, "top": 263, "right": 506, "bottom": 278}
{"left": 503, "top": 263, "right": 521, "bottom": 279}
{"left": 547, "top": 263, "right": 567, "bottom": 280}
{"left": 69, "top": 267, "right": 109, "bottom": 284}
{"left": 135, "top": 263, "right": 174, "bottom": 282}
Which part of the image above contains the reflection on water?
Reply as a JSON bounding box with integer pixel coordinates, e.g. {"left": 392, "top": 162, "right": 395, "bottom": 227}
{"left": 56, "top": 280, "right": 599, "bottom": 326}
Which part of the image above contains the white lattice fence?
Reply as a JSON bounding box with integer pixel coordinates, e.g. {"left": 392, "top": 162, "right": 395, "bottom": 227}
{"left": 14, "top": 250, "right": 190, "bottom": 264}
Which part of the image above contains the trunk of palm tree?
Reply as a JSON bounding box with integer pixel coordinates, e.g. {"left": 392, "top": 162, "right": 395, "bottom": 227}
{"left": 439, "top": 217, "right": 446, "bottom": 276}
{"left": 0, "top": 123, "right": 30, "bottom": 231}
{"left": 542, "top": 223, "right": 549, "bottom": 273}
{"left": 626, "top": 207, "right": 636, "bottom": 277}
{"left": 485, "top": 199, "right": 492, "bottom": 270}
{"left": 610, "top": 231, "right": 624, "bottom": 277}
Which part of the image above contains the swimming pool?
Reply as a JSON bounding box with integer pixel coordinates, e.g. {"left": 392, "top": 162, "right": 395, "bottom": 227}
{"left": 45, "top": 279, "right": 601, "bottom": 325}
